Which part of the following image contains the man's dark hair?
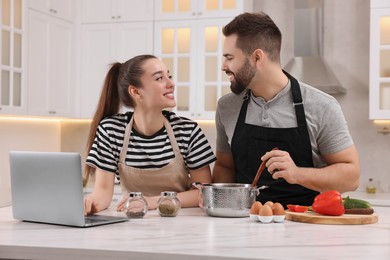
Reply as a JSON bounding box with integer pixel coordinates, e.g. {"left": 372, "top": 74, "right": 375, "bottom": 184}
{"left": 222, "top": 12, "right": 282, "bottom": 63}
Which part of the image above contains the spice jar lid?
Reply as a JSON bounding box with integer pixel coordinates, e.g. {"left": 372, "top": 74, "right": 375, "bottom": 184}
{"left": 128, "top": 192, "right": 143, "bottom": 198}
{"left": 161, "top": 191, "right": 177, "bottom": 197}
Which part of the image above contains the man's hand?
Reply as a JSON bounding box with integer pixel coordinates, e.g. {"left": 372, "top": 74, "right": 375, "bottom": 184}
{"left": 261, "top": 149, "right": 299, "bottom": 184}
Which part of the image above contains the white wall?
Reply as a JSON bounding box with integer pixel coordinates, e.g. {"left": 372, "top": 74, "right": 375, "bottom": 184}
{"left": 0, "top": 118, "right": 61, "bottom": 207}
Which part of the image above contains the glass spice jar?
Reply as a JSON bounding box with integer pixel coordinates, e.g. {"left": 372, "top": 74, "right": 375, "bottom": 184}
{"left": 124, "top": 192, "right": 148, "bottom": 218}
{"left": 366, "top": 178, "right": 377, "bottom": 194}
{"left": 157, "top": 191, "right": 181, "bottom": 217}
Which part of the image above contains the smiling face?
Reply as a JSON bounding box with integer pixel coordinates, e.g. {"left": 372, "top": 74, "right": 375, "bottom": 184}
{"left": 222, "top": 34, "right": 256, "bottom": 95}
{"left": 135, "top": 58, "right": 176, "bottom": 110}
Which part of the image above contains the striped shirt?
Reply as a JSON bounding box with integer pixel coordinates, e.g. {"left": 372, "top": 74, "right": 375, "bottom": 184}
{"left": 86, "top": 111, "right": 216, "bottom": 179}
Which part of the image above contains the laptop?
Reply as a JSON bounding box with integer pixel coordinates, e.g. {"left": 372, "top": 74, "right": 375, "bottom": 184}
{"left": 9, "top": 151, "right": 128, "bottom": 227}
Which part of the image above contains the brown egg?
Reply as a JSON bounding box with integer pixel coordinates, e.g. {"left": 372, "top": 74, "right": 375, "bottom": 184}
{"left": 264, "top": 201, "right": 274, "bottom": 207}
{"left": 250, "top": 201, "right": 262, "bottom": 214}
{"left": 272, "top": 202, "right": 285, "bottom": 216}
{"left": 258, "top": 204, "right": 273, "bottom": 216}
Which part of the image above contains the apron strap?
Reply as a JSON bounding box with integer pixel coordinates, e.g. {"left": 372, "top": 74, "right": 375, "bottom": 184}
{"left": 119, "top": 114, "right": 184, "bottom": 165}
{"left": 283, "top": 70, "right": 307, "bottom": 128}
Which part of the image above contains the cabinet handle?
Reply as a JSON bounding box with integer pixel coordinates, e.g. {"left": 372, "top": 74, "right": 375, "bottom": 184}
{"left": 112, "top": 16, "right": 116, "bottom": 19}
{"left": 198, "top": 12, "right": 202, "bottom": 16}
{"left": 49, "top": 111, "right": 56, "bottom": 115}
{"left": 116, "top": 15, "right": 121, "bottom": 19}
{"left": 0, "top": 107, "right": 2, "bottom": 111}
{"left": 192, "top": 12, "right": 196, "bottom": 16}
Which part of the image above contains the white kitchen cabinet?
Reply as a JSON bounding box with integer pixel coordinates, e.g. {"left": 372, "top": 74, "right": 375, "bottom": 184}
{"left": 80, "top": 22, "right": 153, "bottom": 118}
{"left": 81, "top": 0, "right": 153, "bottom": 23}
{"left": 27, "top": 10, "right": 75, "bottom": 117}
{"left": 0, "top": 0, "right": 27, "bottom": 115}
{"left": 154, "top": 0, "right": 252, "bottom": 21}
{"left": 28, "top": 0, "right": 74, "bottom": 22}
{"left": 370, "top": 0, "right": 390, "bottom": 119}
{"left": 154, "top": 0, "right": 252, "bottom": 119}
{"left": 154, "top": 19, "right": 231, "bottom": 119}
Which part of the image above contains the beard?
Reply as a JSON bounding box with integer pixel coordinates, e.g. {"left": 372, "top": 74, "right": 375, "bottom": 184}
{"left": 229, "top": 58, "right": 256, "bottom": 95}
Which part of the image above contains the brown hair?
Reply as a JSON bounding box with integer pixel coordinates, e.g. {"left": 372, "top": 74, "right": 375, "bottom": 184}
{"left": 222, "top": 12, "right": 282, "bottom": 63}
{"left": 84, "top": 54, "right": 157, "bottom": 179}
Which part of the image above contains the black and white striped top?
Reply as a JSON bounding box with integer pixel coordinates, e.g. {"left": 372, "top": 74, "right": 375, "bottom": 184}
{"left": 86, "top": 111, "right": 216, "bottom": 178}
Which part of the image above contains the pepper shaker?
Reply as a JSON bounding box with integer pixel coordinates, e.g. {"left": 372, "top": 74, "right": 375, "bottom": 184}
{"left": 125, "top": 192, "right": 148, "bottom": 218}
{"left": 157, "top": 191, "right": 181, "bottom": 217}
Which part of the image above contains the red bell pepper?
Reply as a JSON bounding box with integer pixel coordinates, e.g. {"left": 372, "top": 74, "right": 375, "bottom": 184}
{"left": 312, "top": 190, "right": 345, "bottom": 216}
{"left": 287, "top": 204, "right": 309, "bottom": 213}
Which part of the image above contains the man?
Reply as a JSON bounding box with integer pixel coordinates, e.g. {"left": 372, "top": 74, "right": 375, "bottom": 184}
{"left": 213, "top": 12, "right": 360, "bottom": 207}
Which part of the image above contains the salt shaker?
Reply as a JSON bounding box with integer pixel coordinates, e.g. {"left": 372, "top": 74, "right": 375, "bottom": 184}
{"left": 157, "top": 191, "right": 181, "bottom": 217}
{"left": 125, "top": 192, "right": 148, "bottom": 218}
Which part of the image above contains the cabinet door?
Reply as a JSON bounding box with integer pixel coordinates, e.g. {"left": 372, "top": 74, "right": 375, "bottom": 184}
{"left": 80, "top": 22, "right": 153, "bottom": 118}
{"left": 198, "top": 0, "right": 251, "bottom": 19}
{"left": 50, "top": 0, "right": 74, "bottom": 21}
{"left": 29, "top": 0, "right": 74, "bottom": 22}
{"left": 154, "top": 0, "right": 197, "bottom": 21}
{"left": 155, "top": 19, "right": 231, "bottom": 119}
{"left": 28, "top": 10, "right": 74, "bottom": 117}
{"left": 1, "top": 0, "right": 26, "bottom": 115}
{"left": 81, "top": 0, "right": 154, "bottom": 23}
{"left": 369, "top": 8, "right": 390, "bottom": 119}
{"left": 154, "top": 0, "right": 251, "bottom": 21}
{"left": 116, "top": 0, "right": 153, "bottom": 22}
{"left": 197, "top": 18, "right": 231, "bottom": 119}
{"left": 154, "top": 20, "right": 197, "bottom": 118}
{"left": 81, "top": 0, "right": 116, "bottom": 23}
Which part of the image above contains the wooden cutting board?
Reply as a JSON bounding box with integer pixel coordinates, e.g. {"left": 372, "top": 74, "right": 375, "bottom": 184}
{"left": 285, "top": 210, "right": 378, "bottom": 225}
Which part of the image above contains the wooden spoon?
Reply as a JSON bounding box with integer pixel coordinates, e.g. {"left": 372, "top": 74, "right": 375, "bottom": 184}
{"left": 251, "top": 147, "right": 279, "bottom": 188}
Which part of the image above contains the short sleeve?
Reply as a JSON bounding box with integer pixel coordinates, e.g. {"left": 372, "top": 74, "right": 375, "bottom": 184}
{"left": 86, "top": 123, "right": 120, "bottom": 174}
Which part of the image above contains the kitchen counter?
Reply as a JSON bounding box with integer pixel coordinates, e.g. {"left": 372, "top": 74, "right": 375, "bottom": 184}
{"left": 0, "top": 205, "right": 390, "bottom": 260}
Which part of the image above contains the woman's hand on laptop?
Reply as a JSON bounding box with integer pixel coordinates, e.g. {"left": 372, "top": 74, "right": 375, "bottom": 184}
{"left": 84, "top": 196, "right": 95, "bottom": 215}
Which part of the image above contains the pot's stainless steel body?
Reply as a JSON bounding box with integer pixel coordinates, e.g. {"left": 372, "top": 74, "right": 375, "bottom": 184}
{"left": 193, "top": 183, "right": 267, "bottom": 218}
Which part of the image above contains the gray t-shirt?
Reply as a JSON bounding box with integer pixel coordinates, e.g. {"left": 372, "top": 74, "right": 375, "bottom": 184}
{"left": 215, "top": 80, "right": 354, "bottom": 168}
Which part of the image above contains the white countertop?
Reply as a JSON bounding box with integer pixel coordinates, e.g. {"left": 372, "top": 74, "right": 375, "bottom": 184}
{"left": 1, "top": 204, "right": 390, "bottom": 260}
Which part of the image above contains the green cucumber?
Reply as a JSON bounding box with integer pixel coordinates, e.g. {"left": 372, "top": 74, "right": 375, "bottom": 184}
{"left": 342, "top": 196, "right": 372, "bottom": 209}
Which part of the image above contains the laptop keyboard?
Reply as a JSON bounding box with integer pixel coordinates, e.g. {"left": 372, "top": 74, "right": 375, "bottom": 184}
{"left": 85, "top": 214, "right": 126, "bottom": 224}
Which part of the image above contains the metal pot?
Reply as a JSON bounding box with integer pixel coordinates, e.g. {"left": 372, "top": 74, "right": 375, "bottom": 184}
{"left": 193, "top": 183, "right": 267, "bottom": 218}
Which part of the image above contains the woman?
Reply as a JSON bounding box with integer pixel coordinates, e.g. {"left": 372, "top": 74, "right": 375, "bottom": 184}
{"left": 84, "top": 55, "right": 215, "bottom": 214}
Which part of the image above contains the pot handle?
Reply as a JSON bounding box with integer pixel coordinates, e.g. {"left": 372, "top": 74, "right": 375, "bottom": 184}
{"left": 252, "top": 185, "right": 268, "bottom": 196}
{"left": 192, "top": 182, "right": 203, "bottom": 190}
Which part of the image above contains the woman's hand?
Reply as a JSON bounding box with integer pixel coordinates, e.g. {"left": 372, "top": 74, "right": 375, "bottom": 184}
{"left": 84, "top": 196, "right": 95, "bottom": 215}
{"left": 116, "top": 196, "right": 127, "bottom": 212}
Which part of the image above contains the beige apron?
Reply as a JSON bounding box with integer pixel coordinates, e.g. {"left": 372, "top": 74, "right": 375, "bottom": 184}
{"left": 118, "top": 116, "right": 191, "bottom": 197}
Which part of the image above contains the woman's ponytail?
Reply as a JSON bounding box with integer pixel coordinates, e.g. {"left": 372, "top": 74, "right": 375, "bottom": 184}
{"left": 84, "top": 62, "right": 122, "bottom": 179}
